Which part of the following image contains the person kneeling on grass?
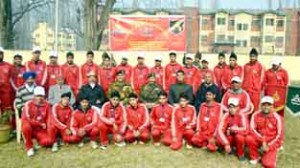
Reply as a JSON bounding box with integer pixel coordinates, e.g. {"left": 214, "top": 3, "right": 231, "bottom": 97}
{"left": 49, "top": 92, "right": 80, "bottom": 152}
{"left": 150, "top": 91, "right": 173, "bottom": 147}
{"left": 164, "top": 94, "right": 196, "bottom": 150}
{"left": 99, "top": 91, "right": 127, "bottom": 150}
{"left": 216, "top": 98, "right": 248, "bottom": 161}
{"left": 71, "top": 96, "right": 100, "bottom": 149}
{"left": 21, "top": 86, "right": 54, "bottom": 157}
{"left": 125, "top": 93, "right": 150, "bottom": 144}
{"left": 191, "top": 89, "right": 222, "bottom": 152}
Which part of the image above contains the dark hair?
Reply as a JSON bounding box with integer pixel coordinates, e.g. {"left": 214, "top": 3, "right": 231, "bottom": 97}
{"left": 158, "top": 91, "right": 168, "bottom": 97}
{"left": 128, "top": 93, "right": 138, "bottom": 99}
{"left": 229, "top": 52, "right": 237, "bottom": 60}
{"left": 14, "top": 54, "right": 22, "bottom": 59}
{"left": 218, "top": 52, "right": 225, "bottom": 58}
{"left": 249, "top": 48, "right": 258, "bottom": 56}
{"left": 179, "top": 93, "right": 189, "bottom": 100}
{"left": 61, "top": 92, "right": 71, "bottom": 99}
{"left": 66, "top": 52, "right": 74, "bottom": 58}
{"left": 176, "top": 69, "right": 185, "bottom": 75}
{"left": 206, "top": 87, "right": 216, "bottom": 95}
{"left": 169, "top": 52, "right": 176, "bottom": 57}
{"left": 102, "top": 52, "right": 110, "bottom": 60}
{"left": 110, "top": 91, "right": 120, "bottom": 99}
{"left": 86, "top": 50, "right": 94, "bottom": 56}
{"left": 195, "top": 51, "right": 202, "bottom": 59}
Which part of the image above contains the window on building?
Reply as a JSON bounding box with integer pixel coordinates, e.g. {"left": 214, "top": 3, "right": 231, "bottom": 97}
{"left": 237, "top": 24, "right": 248, "bottom": 31}
{"left": 236, "top": 40, "right": 247, "bottom": 47}
{"left": 252, "top": 19, "right": 261, "bottom": 27}
{"left": 217, "top": 35, "right": 226, "bottom": 42}
{"left": 276, "top": 36, "right": 284, "bottom": 47}
{"left": 277, "top": 20, "right": 284, "bottom": 27}
{"left": 217, "top": 18, "right": 226, "bottom": 25}
{"left": 266, "top": 18, "right": 274, "bottom": 26}
{"left": 201, "top": 35, "right": 208, "bottom": 46}
{"left": 265, "top": 36, "right": 274, "bottom": 43}
{"left": 229, "top": 19, "right": 235, "bottom": 27}
{"left": 251, "top": 36, "right": 260, "bottom": 43}
{"left": 228, "top": 36, "right": 234, "bottom": 42}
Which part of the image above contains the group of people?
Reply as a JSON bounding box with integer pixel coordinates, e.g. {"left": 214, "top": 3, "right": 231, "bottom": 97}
{"left": 0, "top": 46, "right": 289, "bottom": 168}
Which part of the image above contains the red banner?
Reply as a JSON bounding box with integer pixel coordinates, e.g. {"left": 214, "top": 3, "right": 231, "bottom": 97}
{"left": 109, "top": 15, "right": 186, "bottom": 51}
{"left": 264, "top": 85, "right": 287, "bottom": 110}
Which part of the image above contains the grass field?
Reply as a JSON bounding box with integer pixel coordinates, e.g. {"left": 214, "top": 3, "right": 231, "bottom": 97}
{"left": 0, "top": 111, "right": 299, "bottom": 168}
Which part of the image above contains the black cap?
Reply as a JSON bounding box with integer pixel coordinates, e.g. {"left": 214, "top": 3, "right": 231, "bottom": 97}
{"left": 128, "top": 93, "right": 138, "bottom": 99}
{"left": 61, "top": 92, "right": 71, "bottom": 99}
{"left": 110, "top": 91, "right": 121, "bottom": 99}
{"left": 229, "top": 52, "right": 237, "bottom": 60}
{"left": 249, "top": 48, "right": 258, "bottom": 56}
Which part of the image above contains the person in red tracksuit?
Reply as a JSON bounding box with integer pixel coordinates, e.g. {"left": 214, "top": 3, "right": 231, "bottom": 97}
{"left": 21, "top": 86, "right": 54, "bottom": 157}
{"left": 246, "top": 96, "right": 283, "bottom": 168}
{"left": 71, "top": 96, "right": 100, "bottom": 149}
{"left": 150, "top": 56, "right": 164, "bottom": 88}
{"left": 80, "top": 50, "right": 99, "bottom": 86}
{"left": 262, "top": 57, "right": 289, "bottom": 117}
{"left": 192, "top": 89, "right": 222, "bottom": 152}
{"left": 46, "top": 51, "right": 61, "bottom": 91}
{"left": 115, "top": 56, "right": 132, "bottom": 84}
{"left": 199, "top": 58, "right": 215, "bottom": 84}
{"left": 10, "top": 54, "right": 26, "bottom": 91}
{"left": 25, "top": 46, "right": 47, "bottom": 86}
{"left": 132, "top": 54, "right": 149, "bottom": 95}
{"left": 150, "top": 92, "right": 173, "bottom": 146}
{"left": 49, "top": 92, "right": 80, "bottom": 152}
{"left": 221, "top": 52, "right": 243, "bottom": 92}
{"left": 164, "top": 94, "right": 196, "bottom": 150}
{"left": 164, "top": 52, "right": 182, "bottom": 92}
{"left": 216, "top": 98, "right": 248, "bottom": 161}
{"left": 61, "top": 52, "right": 80, "bottom": 96}
{"left": 242, "top": 48, "right": 264, "bottom": 111}
{"left": 99, "top": 91, "right": 127, "bottom": 149}
{"left": 98, "top": 55, "right": 116, "bottom": 94}
{"left": 182, "top": 54, "right": 200, "bottom": 93}
{"left": 213, "top": 53, "right": 228, "bottom": 89}
{"left": 125, "top": 93, "right": 150, "bottom": 144}
{"left": 222, "top": 76, "right": 252, "bottom": 116}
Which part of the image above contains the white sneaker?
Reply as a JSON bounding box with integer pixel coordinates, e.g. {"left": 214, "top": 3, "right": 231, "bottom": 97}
{"left": 27, "top": 148, "right": 35, "bottom": 157}
{"left": 51, "top": 143, "right": 59, "bottom": 152}
{"left": 132, "top": 140, "right": 138, "bottom": 145}
{"left": 139, "top": 141, "right": 145, "bottom": 145}
{"left": 78, "top": 142, "right": 84, "bottom": 148}
{"left": 249, "top": 158, "right": 260, "bottom": 165}
{"left": 99, "top": 145, "right": 107, "bottom": 150}
{"left": 34, "top": 144, "right": 41, "bottom": 150}
{"left": 115, "top": 141, "right": 126, "bottom": 148}
{"left": 279, "top": 146, "right": 284, "bottom": 151}
{"left": 186, "top": 144, "right": 193, "bottom": 149}
{"left": 154, "top": 142, "right": 161, "bottom": 147}
{"left": 90, "top": 141, "right": 98, "bottom": 149}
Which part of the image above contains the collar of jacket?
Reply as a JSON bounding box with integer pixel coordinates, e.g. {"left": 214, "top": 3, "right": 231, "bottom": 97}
{"left": 229, "top": 88, "right": 243, "bottom": 94}
{"left": 78, "top": 105, "right": 91, "bottom": 113}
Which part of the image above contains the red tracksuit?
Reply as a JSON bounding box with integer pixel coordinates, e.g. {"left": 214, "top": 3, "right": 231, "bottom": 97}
{"left": 165, "top": 105, "right": 196, "bottom": 150}
{"left": 10, "top": 64, "right": 26, "bottom": 91}
{"left": 21, "top": 100, "right": 53, "bottom": 150}
{"left": 150, "top": 65, "right": 164, "bottom": 88}
{"left": 246, "top": 111, "right": 283, "bottom": 168}
{"left": 71, "top": 106, "right": 99, "bottom": 141}
{"left": 150, "top": 103, "right": 173, "bottom": 143}
{"left": 182, "top": 66, "right": 200, "bottom": 93}
{"left": 214, "top": 64, "right": 228, "bottom": 88}
{"left": 25, "top": 60, "right": 47, "bottom": 86}
{"left": 216, "top": 112, "right": 248, "bottom": 157}
{"left": 164, "top": 62, "right": 182, "bottom": 92}
{"left": 0, "top": 61, "right": 13, "bottom": 111}
{"left": 243, "top": 61, "right": 264, "bottom": 111}
{"left": 61, "top": 63, "right": 80, "bottom": 96}
{"left": 80, "top": 62, "right": 98, "bottom": 86}
{"left": 49, "top": 103, "right": 80, "bottom": 143}
{"left": 132, "top": 65, "right": 149, "bottom": 94}
{"left": 222, "top": 89, "right": 251, "bottom": 115}
{"left": 192, "top": 102, "right": 222, "bottom": 151}
{"left": 99, "top": 102, "right": 127, "bottom": 145}
{"left": 125, "top": 103, "right": 150, "bottom": 143}
{"left": 115, "top": 64, "right": 132, "bottom": 84}
{"left": 46, "top": 64, "right": 61, "bottom": 90}
{"left": 221, "top": 65, "right": 243, "bottom": 91}
{"left": 262, "top": 68, "right": 289, "bottom": 117}
{"left": 199, "top": 68, "right": 215, "bottom": 84}
{"left": 98, "top": 66, "right": 116, "bottom": 94}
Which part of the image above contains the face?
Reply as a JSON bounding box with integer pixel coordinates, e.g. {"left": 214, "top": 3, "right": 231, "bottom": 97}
{"left": 129, "top": 97, "right": 138, "bottom": 107}
{"left": 205, "top": 92, "right": 215, "bottom": 102}
{"left": 14, "top": 57, "right": 22, "bottom": 65}
{"left": 104, "top": 58, "right": 110, "bottom": 66}
{"left": 34, "top": 95, "right": 44, "bottom": 103}
{"left": 61, "top": 97, "right": 70, "bottom": 106}
{"left": 26, "top": 77, "right": 35, "bottom": 85}
{"left": 137, "top": 58, "right": 144, "bottom": 64}
{"left": 110, "top": 97, "right": 120, "bottom": 107}
{"left": 56, "top": 77, "right": 64, "bottom": 85}
{"left": 67, "top": 56, "right": 74, "bottom": 64}
{"left": 148, "top": 76, "right": 156, "bottom": 83}
{"left": 204, "top": 73, "right": 212, "bottom": 84}
{"left": 179, "top": 98, "right": 189, "bottom": 107}
{"left": 80, "top": 99, "right": 89, "bottom": 110}
{"left": 229, "top": 58, "right": 237, "bottom": 67}
{"left": 158, "top": 95, "right": 167, "bottom": 104}
{"left": 116, "top": 74, "right": 125, "bottom": 81}
{"left": 176, "top": 72, "right": 184, "bottom": 82}
{"left": 202, "top": 62, "right": 208, "bottom": 68}
{"left": 219, "top": 57, "right": 225, "bottom": 64}
{"left": 272, "top": 64, "right": 279, "bottom": 71}
{"left": 32, "top": 52, "right": 41, "bottom": 61}
{"left": 186, "top": 59, "right": 193, "bottom": 65}
{"left": 170, "top": 55, "right": 176, "bottom": 62}
{"left": 155, "top": 61, "right": 161, "bottom": 66}
{"left": 50, "top": 57, "right": 58, "bottom": 64}
{"left": 250, "top": 55, "right": 257, "bottom": 63}
{"left": 121, "top": 59, "right": 127, "bottom": 65}
{"left": 195, "top": 57, "right": 200, "bottom": 62}
{"left": 87, "top": 54, "right": 94, "bottom": 63}
{"left": 261, "top": 103, "right": 273, "bottom": 114}
{"left": 228, "top": 105, "right": 238, "bottom": 115}
{"left": 88, "top": 75, "right": 97, "bottom": 83}
{"left": 231, "top": 81, "right": 241, "bottom": 90}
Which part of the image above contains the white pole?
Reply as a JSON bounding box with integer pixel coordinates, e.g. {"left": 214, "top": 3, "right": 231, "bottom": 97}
{"left": 55, "top": 0, "right": 59, "bottom": 51}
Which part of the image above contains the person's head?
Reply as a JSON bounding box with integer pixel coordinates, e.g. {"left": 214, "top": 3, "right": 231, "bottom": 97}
{"left": 261, "top": 96, "right": 274, "bottom": 114}
{"left": 169, "top": 52, "right": 177, "bottom": 62}
{"left": 271, "top": 57, "right": 281, "bottom": 71}
{"left": 231, "top": 76, "right": 242, "bottom": 90}
{"left": 121, "top": 57, "right": 128, "bottom": 65}
{"left": 148, "top": 73, "right": 156, "bottom": 83}
{"left": 0, "top": 47, "right": 3, "bottom": 62}
{"left": 205, "top": 89, "right": 216, "bottom": 103}
{"left": 32, "top": 46, "right": 41, "bottom": 61}
{"left": 218, "top": 53, "right": 226, "bottom": 65}
{"left": 229, "top": 52, "right": 237, "bottom": 67}
{"left": 154, "top": 57, "right": 162, "bottom": 66}
{"left": 110, "top": 91, "right": 121, "bottom": 107}
{"left": 49, "top": 51, "right": 58, "bottom": 64}
{"left": 87, "top": 71, "right": 97, "bottom": 83}
{"left": 13, "top": 54, "right": 23, "bottom": 65}
{"left": 66, "top": 52, "right": 74, "bottom": 64}
{"left": 179, "top": 94, "right": 189, "bottom": 107}
{"left": 56, "top": 75, "right": 65, "bottom": 85}
{"left": 176, "top": 70, "right": 185, "bottom": 82}
{"left": 201, "top": 59, "right": 209, "bottom": 69}
{"left": 249, "top": 48, "right": 258, "bottom": 63}
{"left": 194, "top": 51, "right": 202, "bottom": 62}
{"left": 128, "top": 93, "right": 138, "bottom": 107}
{"left": 23, "top": 71, "right": 36, "bottom": 85}
{"left": 158, "top": 91, "right": 168, "bottom": 104}
{"left": 33, "top": 86, "right": 45, "bottom": 103}
{"left": 185, "top": 54, "right": 193, "bottom": 65}
{"left": 228, "top": 98, "right": 239, "bottom": 115}
{"left": 137, "top": 54, "right": 145, "bottom": 65}
{"left": 86, "top": 50, "right": 94, "bottom": 63}
{"left": 79, "top": 96, "right": 90, "bottom": 110}
{"left": 60, "top": 92, "right": 71, "bottom": 107}
{"left": 103, "top": 53, "right": 111, "bottom": 67}
{"left": 204, "top": 73, "right": 213, "bottom": 84}
{"left": 116, "top": 70, "right": 125, "bottom": 81}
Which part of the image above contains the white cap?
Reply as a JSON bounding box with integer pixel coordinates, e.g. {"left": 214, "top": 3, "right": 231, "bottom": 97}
{"left": 271, "top": 56, "right": 282, "bottom": 66}
{"left": 261, "top": 96, "right": 274, "bottom": 104}
{"left": 34, "top": 86, "right": 45, "bottom": 96}
{"left": 87, "top": 71, "right": 97, "bottom": 77}
{"left": 0, "top": 46, "right": 4, "bottom": 52}
{"left": 228, "top": 98, "right": 239, "bottom": 106}
{"left": 137, "top": 53, "right": 144, "bottom": 59}
{"left": 186, "top": 53, "right": 193, "bottom": 60}
{"left": 32, "top": 46, "right": 41, "bottom": 52}
{"left": 231, "top": 76, "right": 242, "bottom": 83}
{"left": 49, "top": 50, "right": 58, "bottom": 57}
{"left": 154, "top": 56, "right": 162, "bottom": 62}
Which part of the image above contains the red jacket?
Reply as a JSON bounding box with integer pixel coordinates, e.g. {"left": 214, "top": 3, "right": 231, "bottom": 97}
{"left": 221, "top": 89, "right": 251, "bottom": 115}
{"left": 46, "top": 64, "right": 61, "bottom": 88}
{"left": 21, "top": 100, "right": 50, "bottom": 128}
{"left": 115, "top": 64, "right": 132, "bottom": 84}
{"left": 221, "top": 65, "right": 243, "bottom": 91}
{"left": 98, "top": 66, "right": 116, "bottom": 93}
{"left": 0, "top": 61, "right": 12, "bottom": 89}
{"left": 196, "top": 102, "right": 222, "bottom": 136}
{"left": 171, "top": 105, "right": 196, "bottom": 137}
{"left": 80, "top": 62, "right": 98, "bottom": 86}
{"left": 50, "top": 103, "right": 73, "bottom": 130}
{"left": 61, "top": 63, "right": 80, "bottom": 95}
{"left": 242, "top": 61, "right": 264, "bottom": 93}
{"left": 132, "top": 65, "right": 149, "bottom": 94}
{"left": 100, "top": 102, "right": 127, "bottom": 133}
{"left": 213, "top": 64, "right": 228, "bottom": 87}
{"left": 182, "top": 66, "right": 200, "bottom": 93}
{"left": 217, "top": 112, "right": 248, "bottom": 145}
{"left": 71, "top": 106, "right": 99, "bottom": 134}
{"left": 126, "top": 103, "right": 149, "bottom": 131}
{"left": 262, "top": 68, "right": 289, "bottom": 90}
{"left": 10, "top": 64, "right": 26, "bottom": 91}
{"left": 164, "top": 62, "right": 182, "bottom": 92}
{"left": 150, "top": 103, "right": 173, "bottom": 131}
{"left": 199, "top": 68, "right": 215, "bottom": 84}
{"left": 150, "top": 65, "right": 164, "bottom": 88}
{"left": 250, "top": 111, "right": 283, "bottom": 151}
{"left": 25, "top": 60, "right": 47, "bottom": 86}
